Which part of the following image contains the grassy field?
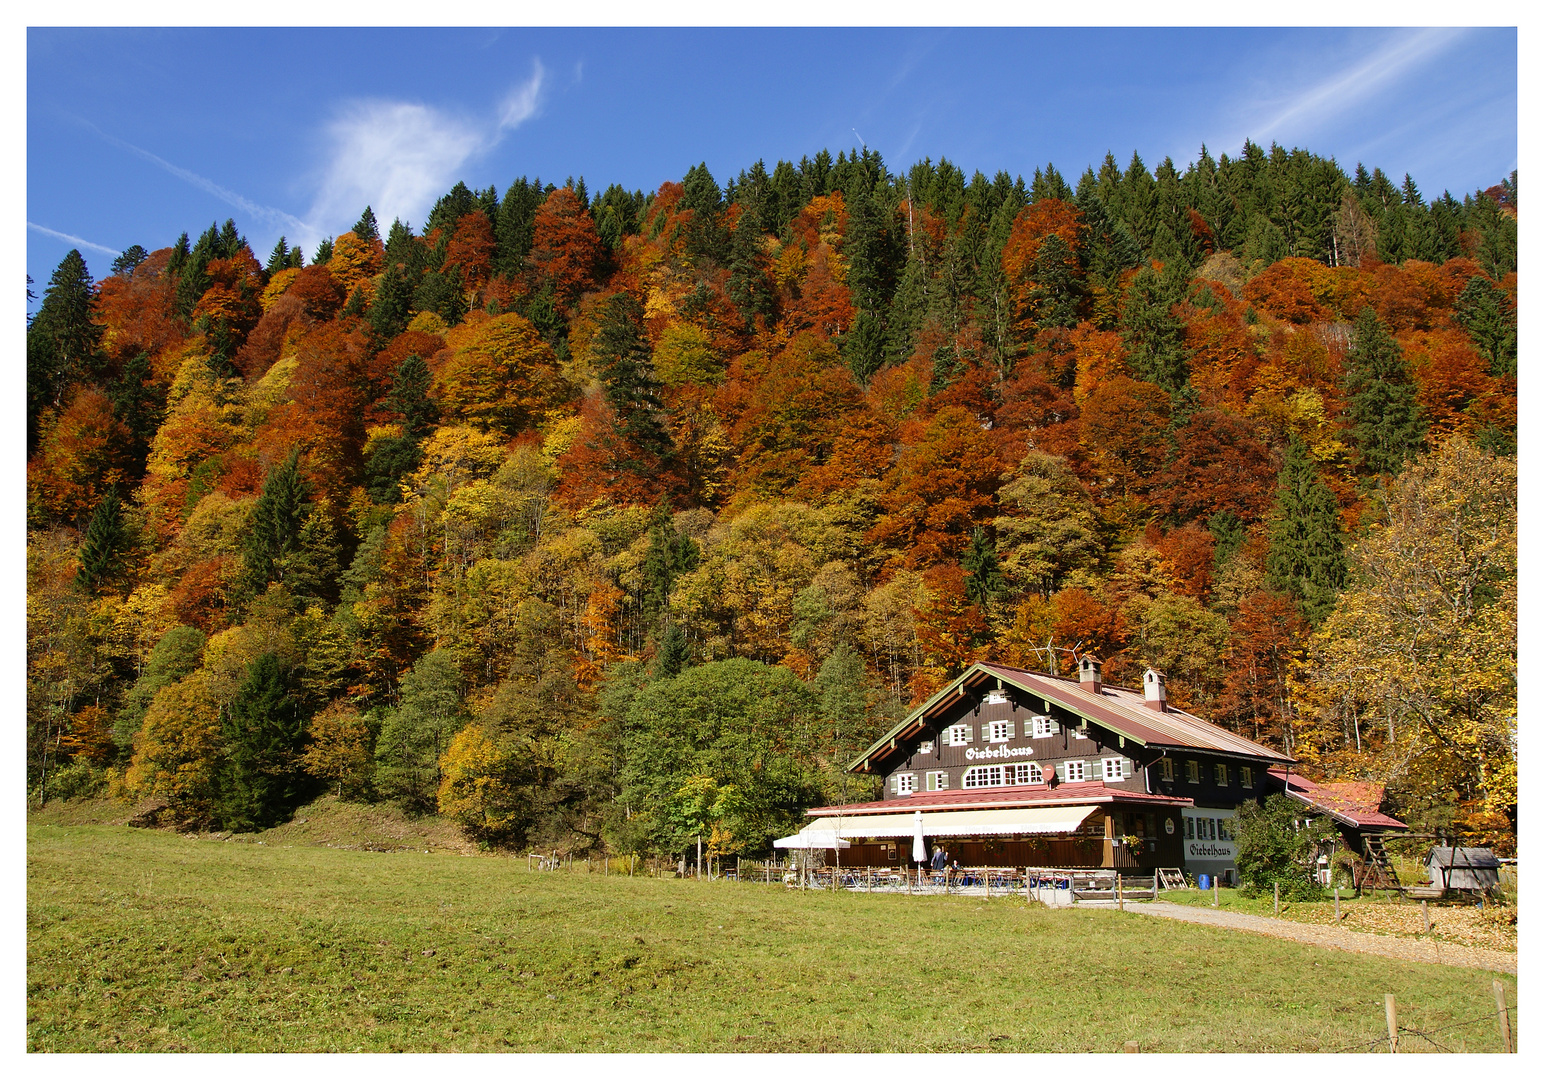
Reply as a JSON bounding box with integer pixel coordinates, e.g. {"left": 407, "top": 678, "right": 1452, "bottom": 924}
{"left": 28, "top": 821, "right": 1517, "bottom": 1053}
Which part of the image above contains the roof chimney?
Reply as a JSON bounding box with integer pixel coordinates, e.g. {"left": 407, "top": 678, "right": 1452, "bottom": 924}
{"left": 1078, "top": 655, "right": 1102, "bottom": 694}
{"left": 1143, "top": 668, "right": 1167, "bottom": 712}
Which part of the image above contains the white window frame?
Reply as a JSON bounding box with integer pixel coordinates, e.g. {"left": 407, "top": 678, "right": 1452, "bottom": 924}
{"left": 917, "top": 740, "right": 935, "bottom": 757}
{"left": 1073, "top": 724, "right": 1089, "bottom": 740}
{"left": 896, "top": 773, "right": 916, "bottom": 795}
{"left": 926, "top": 770, "right": 948, "bottom": 791}
{"left": 1031, "top": 715, "right": 1059, "bottom": 739}
{"left": 946, "top": 724, "right": 970, "bottom": 747}
{"left": 963, "top": 765, "right": 1005, "bottom": 789}
{"left": 1009, "top": 762, "right": 1043, "bottom": 785}
{"left": 1062, "top": 760, "right": 1087, "bottom": 783}
{"left": 988, "top": 719, "right": 1012, "bottom": 743}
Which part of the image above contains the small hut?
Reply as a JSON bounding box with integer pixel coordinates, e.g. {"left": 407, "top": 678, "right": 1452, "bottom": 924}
{"left": 1423, "top": 847, "right": 1501, "bottom": 892}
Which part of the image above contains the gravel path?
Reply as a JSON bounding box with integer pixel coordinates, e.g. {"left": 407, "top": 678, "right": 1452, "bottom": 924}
{"left": 1129, "top": 901, "right": 1517, "bottom": 975}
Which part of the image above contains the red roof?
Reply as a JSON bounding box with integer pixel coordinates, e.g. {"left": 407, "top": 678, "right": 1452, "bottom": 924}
{"left": 1267, "top": 767, "right": 1407, "bottom": 830}
{"left": 807, "top": 780, "right": 1192, "bottom": 817}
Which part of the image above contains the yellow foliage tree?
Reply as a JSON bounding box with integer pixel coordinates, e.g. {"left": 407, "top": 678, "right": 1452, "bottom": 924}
{"left": 437, "top": 723, "right": 522, "bottom": 840}
{"left": 1298, "top": 435, "right": 1516, "bottom": 845}
{"left": 121, "top": 669, "right": 224, "bottom": 822}
{"left": 301, "top": 700, "right": 375, "bottom": 799}
{"left": 435, "top": 312, "right": 572, "bottom": 436}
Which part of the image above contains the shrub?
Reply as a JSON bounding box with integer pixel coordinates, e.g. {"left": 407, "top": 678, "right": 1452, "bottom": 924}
{"left": 1234, "top": 793, "right": 1335, "bottom": 900}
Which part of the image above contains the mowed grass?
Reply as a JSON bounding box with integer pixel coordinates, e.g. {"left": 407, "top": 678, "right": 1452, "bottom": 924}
{"left": 28, "top": 823, "right": 1516, "bottom": 1052}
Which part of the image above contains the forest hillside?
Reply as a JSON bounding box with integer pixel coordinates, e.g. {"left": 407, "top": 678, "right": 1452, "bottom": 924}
{"left": 26, "top": 143, "right": 1517, "bottom": 856}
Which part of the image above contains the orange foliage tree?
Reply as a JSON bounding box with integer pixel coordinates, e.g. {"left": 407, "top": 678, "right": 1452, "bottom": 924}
{"left": 529, "top": 187, "right": 602, "bottom": 309}
{"left": 434, "top": 312, "right": 571, "bottom": 437}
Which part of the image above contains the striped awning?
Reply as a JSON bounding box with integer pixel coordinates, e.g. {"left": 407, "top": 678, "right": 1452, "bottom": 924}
{"left": 774, "top": 805, "right": 1095, "bottom": 846}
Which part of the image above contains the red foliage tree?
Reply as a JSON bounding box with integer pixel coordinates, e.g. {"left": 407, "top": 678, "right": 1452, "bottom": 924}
{"left": 529, "top": 187, "right": 603, "bottom": 310}
{"left": 27, "top": 386, "right": 134, "bottom": 526}
{"left": 1151, "top": 408, "right": 1278, "bottom": 525}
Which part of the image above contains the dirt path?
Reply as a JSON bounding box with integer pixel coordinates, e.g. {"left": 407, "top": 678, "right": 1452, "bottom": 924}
{"left": 1130, "top": 901, "right": 1516, "bottom": 975}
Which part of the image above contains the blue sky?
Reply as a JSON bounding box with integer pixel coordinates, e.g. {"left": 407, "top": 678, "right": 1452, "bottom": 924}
{"left": 26, "top": 26, "right": 1518, "bottom": 303}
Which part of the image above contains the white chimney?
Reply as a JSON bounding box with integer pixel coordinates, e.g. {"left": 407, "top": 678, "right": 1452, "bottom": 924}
{"left": 1143, "top": 668, "right": 1167, "bottom": 712}
{"left": 1079, "top": 655, "right": 1102, "bottom": 694}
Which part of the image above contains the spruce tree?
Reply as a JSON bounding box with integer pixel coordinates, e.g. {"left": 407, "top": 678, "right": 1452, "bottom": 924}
{"left": 1455, "top": 276, "right": 1517, "bottom": 378}
{"left": 265, "top": 237, "right": 292, "bottom": 275}
{"left": 961, "top": 527, "right": 1005, "bottom": 607}
{"left": 593, "top": 292, "right": 671, "bottom": 461}
{"left": 74, "top": 488, "right": 125, "bottom": 592}
{"left": 1342, "top": 306, "right": 1426, "bottom": 475}
{"left": 214, "top": 652, "right": 307, "bottom": 831}
{"left": 351, "top": 206, "right": 380, "bottom": 243}
{"left": 1265, "top": 437, "right": 1346, "bottom": 625}
{"left": 652, "top": 622, "right": 690, "bottom": 680}
{"left": 110, "top": 245, "right": 148, "bottom": 277}
{"left": 1120, "top": 261, "right": 1191, "bottom": 392}
{"left": 726, "top": 214, "right": 774, "bottom": 328}
{"left": 28, "top": 249, "right": 104, "bottom": 448}
{"left": 243, "top": 450, "right": 309, "bottom": 593}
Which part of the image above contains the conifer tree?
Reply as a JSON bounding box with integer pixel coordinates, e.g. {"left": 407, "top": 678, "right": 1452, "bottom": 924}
{"left": 727, "top": 212, "right": 774, "bottom": 328}
{"left": 74, "top": 487, "right": 125, "bottom": 593}
{"left": 351, "top": 206, "right": 380, "bottom": 243}
{"left": 1265, "top": 436, "right": 1346, "bottom": 625}
{"left": 1342, "top": 306, "right": 1426, "bottom": 475}
{"left": 265, "top": 237, "right": 292, "bottom": 275}
{"left": 1455, "top": 276, "right": 1517, "bottom": 378}
{"left": 593, "top": 292, "right": 671, "bottom": 460}
{"left": 1120, "top": 261, "right": 1190, "bottom": 393}
{"left": 110, "top": 245, "right": 148, "bottom": 277}
{"left": 28, "top": 249, "right": 104, "bottom": 449}
{"left": 213, "top": 652, "right": 307, "bottom": 831}
{"left": 961, "top": 527, "right": 1005, "bottom": 608}
{"left": 652, "top": 622, "right": 690, "bottom": 680}
{"left": 243, "top": 450, "right": 308, "bottom": 594}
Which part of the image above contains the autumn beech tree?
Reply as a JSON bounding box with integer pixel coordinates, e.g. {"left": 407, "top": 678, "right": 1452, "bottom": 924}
{"left": 529, "top": 187, "right": 602, "bottom": 310}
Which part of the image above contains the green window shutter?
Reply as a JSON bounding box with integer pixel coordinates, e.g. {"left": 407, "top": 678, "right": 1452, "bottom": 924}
{"left": 1122, "top": 758, "right": 1133, "bottom": 778}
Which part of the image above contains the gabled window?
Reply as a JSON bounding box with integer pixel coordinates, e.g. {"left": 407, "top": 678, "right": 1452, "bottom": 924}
{"left": 1030, "top": 715, "right": 1059, "bottom": 739}
{"left": 988, "top": 719, "right": 1013, "bottom": 743}
{"left": 946, "top": 724, "right": 971, "bottom": 747}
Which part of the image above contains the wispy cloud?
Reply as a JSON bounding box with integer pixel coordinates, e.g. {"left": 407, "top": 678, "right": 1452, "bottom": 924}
{"left": 86, "top": 122, "right": 313, "bottom": 239}
{"left": 1241, "top": 29, "right": 1468, "bottom": 149}
{"left": 307, "top": 61, "right": 546, "bottom": 236}
{"left": 28, "top": 221, "right": 120, "bottom": 258}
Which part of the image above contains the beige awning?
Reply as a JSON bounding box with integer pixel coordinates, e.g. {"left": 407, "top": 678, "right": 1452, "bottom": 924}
{"left": 791, "top": 805, "right": 1097, "bottom": 842}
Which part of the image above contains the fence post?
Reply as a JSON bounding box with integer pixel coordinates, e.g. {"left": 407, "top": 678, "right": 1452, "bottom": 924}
{"left": 1122, "top": 1040, "right": 1139, "bottom": 1053}
{"left": 1117, "top": 875, "right": 1124, "bottom": 912}
{"left": 1422, "top": 900, "right": 1430, "bottom": 934}
{"left": 1385, "top": 994, "right": 1399, "bottom": 1053}
{"left": 1274, "top": 882, "right": 1280, "bottom": 918}
{"left": 1494, "top": 980, "right": 1514, "bottom": 1053}
{"left": 1334, "top": 886, "right": 1340, "bottom": 921}
{"left": 1212, "top": 877, "right": 1219, "bottom": 908}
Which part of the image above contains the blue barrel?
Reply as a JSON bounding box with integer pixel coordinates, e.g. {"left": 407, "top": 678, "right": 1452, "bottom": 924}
{"left": 1197, "top": 873, "right": 1210, "bottom": 891}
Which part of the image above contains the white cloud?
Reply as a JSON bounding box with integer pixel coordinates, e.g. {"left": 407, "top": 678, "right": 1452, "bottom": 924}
{"left": 307, "top": 61, "right": 547, "bottom": 238}
{"left": 28, "top": 221, "right": 121, "bottom": 258}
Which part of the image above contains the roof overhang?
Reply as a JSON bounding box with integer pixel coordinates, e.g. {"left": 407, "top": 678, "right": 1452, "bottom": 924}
{"left": 775, "top": 805, "right": 1097, "bottom": 843}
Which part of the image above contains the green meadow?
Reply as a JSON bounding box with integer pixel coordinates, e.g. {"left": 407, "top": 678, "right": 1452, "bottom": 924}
{"left": 28, "top": 821, "right": 1515, "bottom": 1052}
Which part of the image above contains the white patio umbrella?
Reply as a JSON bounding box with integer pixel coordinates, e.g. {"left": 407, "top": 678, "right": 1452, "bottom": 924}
{"left": 912, "top": 810, "right": 927, "bottom": 864}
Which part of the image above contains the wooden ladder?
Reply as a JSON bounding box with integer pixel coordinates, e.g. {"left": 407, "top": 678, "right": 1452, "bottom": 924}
{"left": 1155, "top": 867, "right": 1187, "bottom": 891}
{"left": 1359, "top": 834, "right": 1400, "bottom": 892}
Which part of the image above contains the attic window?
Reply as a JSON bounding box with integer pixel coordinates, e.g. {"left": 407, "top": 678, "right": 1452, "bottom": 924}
{"left": 918, "top": 740, "right": 935, "bottom": 756}
{"left": 985, "top": 689, "right": 1009, "bottom": 706}
{"left": 946, "top": 724, "right": 971, "bottom": 747}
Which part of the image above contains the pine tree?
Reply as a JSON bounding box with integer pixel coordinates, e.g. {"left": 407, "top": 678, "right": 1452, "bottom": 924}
{"left": 961, "top": 527, "right": 1005, "bottom": 608}
{"left": 351, "top": 206, "right": 380, "bottom": 243}
{"left": 243, "top": 450, "right": 309, "bottom": 593}
{"left": 110, "top": 245, "right": 148, "bottom": 277}
{"left": 28, "top": 249, "right": 104, "bottom": 449}
{"left": 1342, "top": 306, "right": 1426, "bottom": 475}
{"left": 74, "top": 488, "right": 125, "bottom": 593}
{"left": 265, "top": 237, "right": 292, "bottom": 275}
{"left": 213, "top": 652, "right": 307, "bottom": 831}
{"left": 652, "top": 622, "right": 690, "bottom": 680}
{"left": 593, "top": 292, "right": 671, "bottom": 461}
{"left": 1265, "top": 436, "right": 1346, "bottom": 625}
{"left": 1455, "top": 276, "right": 1517, "bottom": 378}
